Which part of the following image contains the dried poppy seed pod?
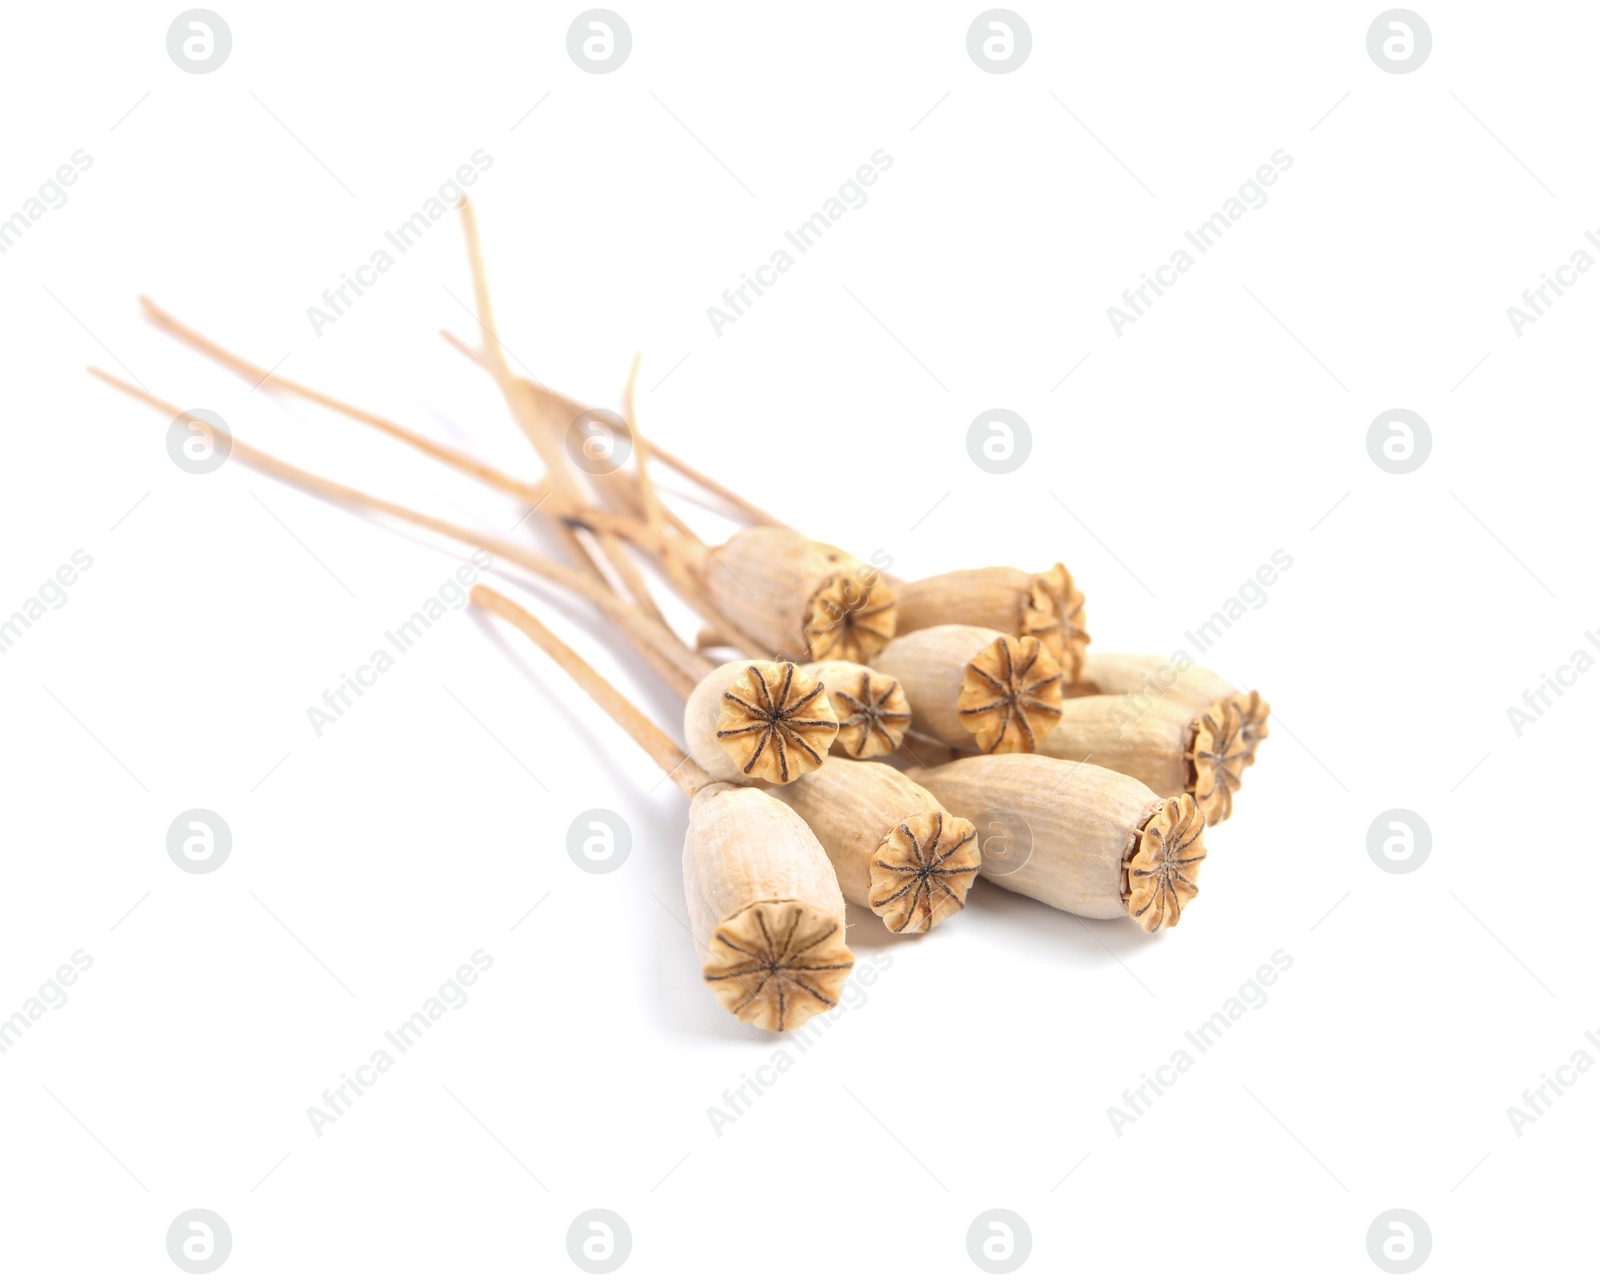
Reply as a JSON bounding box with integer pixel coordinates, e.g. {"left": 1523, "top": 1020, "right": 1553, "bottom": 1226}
{"left": 800, "top": 661, "right": 912, "bottom": 760}
{"left": 686, "top": 783, "right": 855, "bottom": 1031}
{"left": 683, "top": 660, "right": 839, "bottom": 786}
{"left": 771, "top": 759, "right": 980, "bottom": 934}
{"left": 873, "top": 626, "right": 1064, "bottom": 755}
{"left": 906, "top": 755, "right": 1206, "bottom": 932}
{"left": 469, "top": 587, "right": 852, "bottom": 1034}
{"left": 1037, "top": 695, "right": 1248, "bottom": 825}
{"left": 1075, "top": 653, "right": 1271, "bottom": 770}
{"left": 684, "top": 527, "right": 897, "bottom": 663}
{"left": 894, "top": 563, "right": 1090, "bottom": 680}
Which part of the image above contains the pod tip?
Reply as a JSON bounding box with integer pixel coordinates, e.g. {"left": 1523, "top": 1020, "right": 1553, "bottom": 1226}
{"left": 1123, "top": 794, "right": 1207, "bottom": 931}
{"left": 702, "top": 900, "right": 853, "bottom": 1031}
{"left": 869, "top": 809, "right": 980, "bottom": 934}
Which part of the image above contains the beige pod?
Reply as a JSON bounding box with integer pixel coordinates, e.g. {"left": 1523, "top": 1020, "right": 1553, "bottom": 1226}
{"left": 467, "top": 587, "right": 850, "bottom": 1032}
{"left": 1037, "top": 695, "right": 1248, "bottom": 826}
{"left": 894, "top": 563, "right": 1090, "bottom": 680}
{"left": 685, "top": 527, "right": 897, "bottom": 664}
{"left": 873, "top": 625, "right": 1064, "bottom": 755}
{"left": 1074, "top": 652, "right": 1271, "bottom": 769}
{"left": 772, "top": 759, "right": 980, "bottom": 934}
{"left": 683, "top": 659, "right": 838, "bottom": 785}
{"left": 800, "top": 661, "right": 912, "bottom": 759}
{"left": 684, "top": 783, "right": 854, "bottom": 1031}
{"left": 905, "top": 755, "right": 1207, "bottom": 932}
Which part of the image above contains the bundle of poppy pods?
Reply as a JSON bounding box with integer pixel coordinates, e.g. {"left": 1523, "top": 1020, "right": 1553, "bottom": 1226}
{"left": 91, "top": 201, "right": 1268, "bottom": 1033}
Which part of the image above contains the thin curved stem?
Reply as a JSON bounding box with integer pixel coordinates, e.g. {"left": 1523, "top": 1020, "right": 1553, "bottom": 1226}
{"left": 453, "top": 200, "right": 668, "bottom": 626}
{"left": 441, "top": 333, "right": 771, "bottom": 661}
{"left": 472, "top": 585, "right": 713, "bottom": 797}
{"left": 440, "top": 326, "right": 789, "bottom": 530}
{"left": 86, "top": 366, "right": 706, "bottom": 698}
{"left": 139, "top": 295, "right": 549, "bottom": 505}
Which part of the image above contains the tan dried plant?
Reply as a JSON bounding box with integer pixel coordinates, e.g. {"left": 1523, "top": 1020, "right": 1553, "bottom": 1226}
{"left": 472, "top": 586, "right": 854, "bottom": 1033}
{"left": 907, "top": 755, "right": 1207, "bottom": 932}
{"left": 776, "top": 759, "right": 980, "bottom": 934}
{"left": 894, "top": 563, "right": 1090, "bottom": 680}
{"left": 1038, "top": 694, "right": 1249, "bottom": 825}
{"left": 873, "top": 626, "right": 1065, "bottom": 755}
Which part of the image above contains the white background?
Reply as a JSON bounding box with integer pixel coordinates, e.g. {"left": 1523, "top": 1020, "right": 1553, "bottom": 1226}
{"left": 1, "top": 1, "right": 1593, "bottom": 1279}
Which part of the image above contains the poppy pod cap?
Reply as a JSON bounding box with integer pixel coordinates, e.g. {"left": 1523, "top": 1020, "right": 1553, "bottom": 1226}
{"left": 684, "top": 659, "right": 840, "bottom": 786}
{"left": 800, "top": 660, "right": 913, "bottom": 760}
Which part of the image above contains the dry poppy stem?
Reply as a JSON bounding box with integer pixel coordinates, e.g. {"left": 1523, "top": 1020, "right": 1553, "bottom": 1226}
{"left": 541, "top": 382, "right": 775, "bottom": 664}
{"left": 138, "top": 296, "right": 548, "bottom": 507}
{"left": 580, "top": 486, "right": 742, "bottom": 670}
{"left": 438, "top": 327, "right": 772, "bottom": 660}
{"left": 140, "top": 294, "right": 672, "bottom": 631}
{"left": 619, "top": 434, "right": 791, "bottom": 530}
{"left": 416, "top": 326, "right": 672, "bottom": 544}
{"left": 86, "top": 368, "right": 706, "bottom": 699}
{"left": 611, "top": 355, "right": 746, "bottom": 642}
{"left": 600, "top": 347, "right": 792, "bottom": 530}
{"left": 556, "top": 416, "right": 915, "bottom": 652}
{"left": 585, "top": 358, "right": 792, "bottom": 529}
{"left": 582, "top": 398, "right": 772, "bottom": 659}
{"left": 634, "top": 437, "right": 790, "bottom": 531}
{"left": 437, "top": 327, "right": 795, "bottom": 637}
{"left": 471, "top": 585, "right": 853, "bottom": 1032}
{"left": 621, "top": 352, "right": 664, "bottom": 537}
{"left": 582, "top": 501, "right": 770, "bottom": 661}
{"left": 538, "top": 399, "right": 912, "bottom": 665}
{"left": 454, "top": 200, "right": 668, "bottom": 627}
{"left": 471, "top": 586, "right": 711, "bottom": 794}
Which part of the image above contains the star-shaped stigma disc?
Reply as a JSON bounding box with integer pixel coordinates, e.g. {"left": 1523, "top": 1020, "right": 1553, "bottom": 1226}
{"left": 1189, "top": 698, "right": 1250, "bottom": 825}
{"left": 870, "top": 809, "right": 981, "bottom": 933}
{"left": 702, "top": 902, "right": 854, "bottom": 1031}
{"left": 957, "top": 634, "right": 1064, "bottom": 754}
{"left": 828, "top": 668, "right": 912, "bottom": 759}
{"left": 1123, "top": 794, "right": 1207, "bottom": 932}
{"left": 1231, "top": 689, "right": 1271, "bottom": 768}
{"left": 805, "top": 570, "right": 897, "bottom": 664}
{"left": 715, "top": 662, "right": 839, "bottom": 784}
{"left": 1020, "top": 562, "right": 1091, "bottom": 681}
